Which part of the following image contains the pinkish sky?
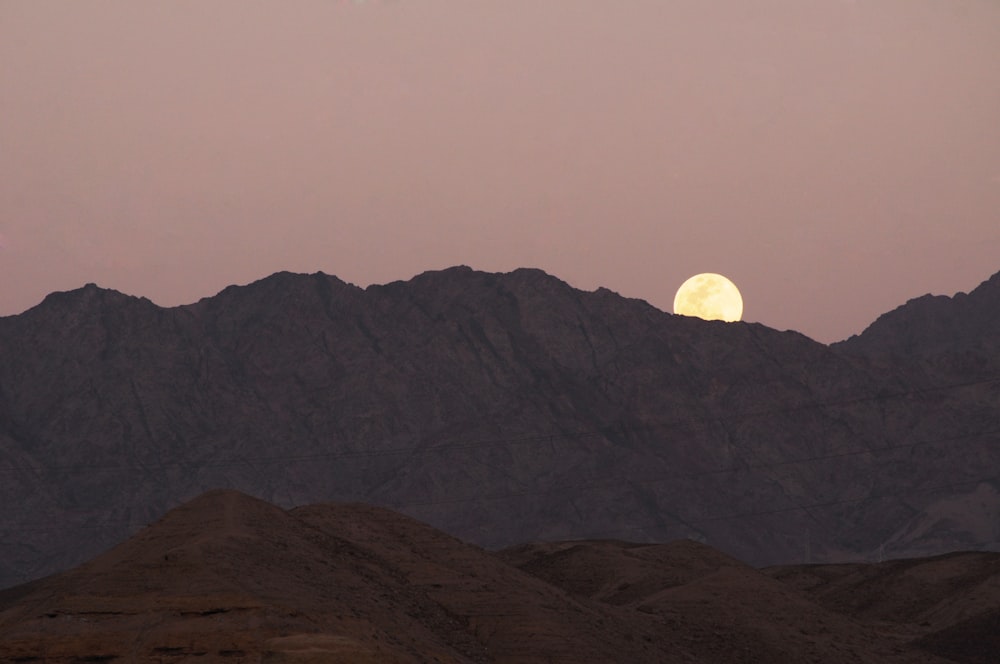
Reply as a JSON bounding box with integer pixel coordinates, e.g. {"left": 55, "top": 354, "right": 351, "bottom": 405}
{"left": 2, "top": 0, "right": 999, "bottom": 343}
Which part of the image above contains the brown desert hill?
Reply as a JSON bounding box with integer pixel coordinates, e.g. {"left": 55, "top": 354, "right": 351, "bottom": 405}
{"left": 766, "top": 550, "right": 1000, "bottom": 664}
{"left": 500, "top": 539, "right": 948, "bottom": 664}
{"left": 497, "top": 539, "right": 748, "bottom": 606}
{"left": 0, "top": 489, "right": 672, "bottom": 663}
{"left": 0, "top": 490, "right": 953, "bottom": 664}
{"left": 1, "top": 266, "right": 1000, "bottom": 589}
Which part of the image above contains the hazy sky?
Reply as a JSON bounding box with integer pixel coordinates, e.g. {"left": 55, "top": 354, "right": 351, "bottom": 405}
{"left": 2, "top": 1, "right": 999, "bottom": 342}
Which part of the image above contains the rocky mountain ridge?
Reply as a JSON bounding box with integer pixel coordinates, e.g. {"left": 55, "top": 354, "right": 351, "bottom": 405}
{"left": 1, "top": 266, "right": 998, "bottom": 589}
{"left": 835, "top": 270, "right": 1000, "bottom": 381}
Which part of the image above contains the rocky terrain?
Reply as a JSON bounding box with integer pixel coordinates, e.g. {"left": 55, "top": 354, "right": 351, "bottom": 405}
{"left": 0, "top": 266, "right": 998, "bottom": 588}
{"left": 835, "top": 271, "right": 1000, "bottom": 375}
{"left": 5, "top": 489, "right": 999, "bottom": 663}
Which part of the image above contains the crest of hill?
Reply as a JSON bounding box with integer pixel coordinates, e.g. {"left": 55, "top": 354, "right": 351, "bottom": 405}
{"left": 0, "top": 490, "right": 958, "bottom": 664}
{"left": 0, "top": 489, "right": 684, "bottom": 663}
{"left": 498, "top": 539, "right": 749, "bottom": 605}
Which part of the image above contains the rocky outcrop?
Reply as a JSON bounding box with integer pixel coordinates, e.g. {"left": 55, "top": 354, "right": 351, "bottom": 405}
{"left": 0, "top": 267, "right": 998, "bottom": 589}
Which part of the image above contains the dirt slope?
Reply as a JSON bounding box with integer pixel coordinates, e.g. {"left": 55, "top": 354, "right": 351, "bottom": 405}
{"left": 0, "top": 491, "right": 960, "bottom": 663}
{"left": 502, "top": 539, "right": 945, "bottom": 664}
{"left": 767, "top": 551, "right": 1000, "bottom": 664}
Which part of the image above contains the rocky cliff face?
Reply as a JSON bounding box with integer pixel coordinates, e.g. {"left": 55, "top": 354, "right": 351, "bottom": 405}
{"left": 1, "top": 267, "right": 998, "bottom": 588}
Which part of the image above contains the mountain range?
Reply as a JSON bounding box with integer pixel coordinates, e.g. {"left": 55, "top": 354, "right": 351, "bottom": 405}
{"left": 1, "top": 266, "right": 998, "bottom": 589}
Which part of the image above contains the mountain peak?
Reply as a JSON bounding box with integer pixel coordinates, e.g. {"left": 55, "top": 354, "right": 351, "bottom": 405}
{"left": 969, "top": 268, "right": 1000, "bottom": 300}
{"left": 35, "top": 282, "right": 146, "bottom": 310}
{"left": 834, "top": 269, "right": 1000, "bottom": 363}
{"left": 155, "top": 489, "right": 282, "bottom": 529}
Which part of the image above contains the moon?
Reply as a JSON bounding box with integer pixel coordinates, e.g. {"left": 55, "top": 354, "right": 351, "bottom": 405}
{"left": 673, "top": 273, "right": 743, "bottom": 322}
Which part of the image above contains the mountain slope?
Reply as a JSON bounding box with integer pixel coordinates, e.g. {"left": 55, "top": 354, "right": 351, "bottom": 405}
{"left": 835, "top": 270, "right": 1000, "bottom": 379}
{"left": 1, "top": 267, "right": 998, "bottom": 588}
{"left": 766, "top": 550, "right": 1000, "bottom": 664}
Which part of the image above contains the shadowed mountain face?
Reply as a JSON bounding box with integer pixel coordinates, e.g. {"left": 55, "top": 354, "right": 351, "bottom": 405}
{"left": 0, "top": 490, "right": 986, "bottom": 663}
{"left": 0, "top": 266, "right": 998, "bottom": 588}
{"left": 835, "top": 270, "right": 1000, "bottom": 380}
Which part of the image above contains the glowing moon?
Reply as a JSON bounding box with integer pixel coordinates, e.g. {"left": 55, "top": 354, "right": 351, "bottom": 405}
{"left": 673, "top": 273, "right": 743, "bottom": 322}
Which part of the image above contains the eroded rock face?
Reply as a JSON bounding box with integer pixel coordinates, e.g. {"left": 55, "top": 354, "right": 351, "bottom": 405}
{"left": 0, "top": 267, "right": 998, "bottom": 588}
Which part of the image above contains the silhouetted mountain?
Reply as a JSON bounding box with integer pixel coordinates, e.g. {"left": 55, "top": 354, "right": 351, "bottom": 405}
{"left": 835, "top": 271, "right": 1000, "bottom": 379}
{"left": 1, "top": 266, "right": 998, "bottom": 589}
{"left": 0, "top": 490, "right": 972, "bottom": 663}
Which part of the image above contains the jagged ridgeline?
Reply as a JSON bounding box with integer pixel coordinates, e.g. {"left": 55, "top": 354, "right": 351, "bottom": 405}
{"left": 1, "top": 266, "right": 999, "bottom": 588}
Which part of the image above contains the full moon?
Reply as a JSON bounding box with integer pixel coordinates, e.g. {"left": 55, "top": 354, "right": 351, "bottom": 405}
{"left": 673, "top": 273, "right": 744, "bottom": 322}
